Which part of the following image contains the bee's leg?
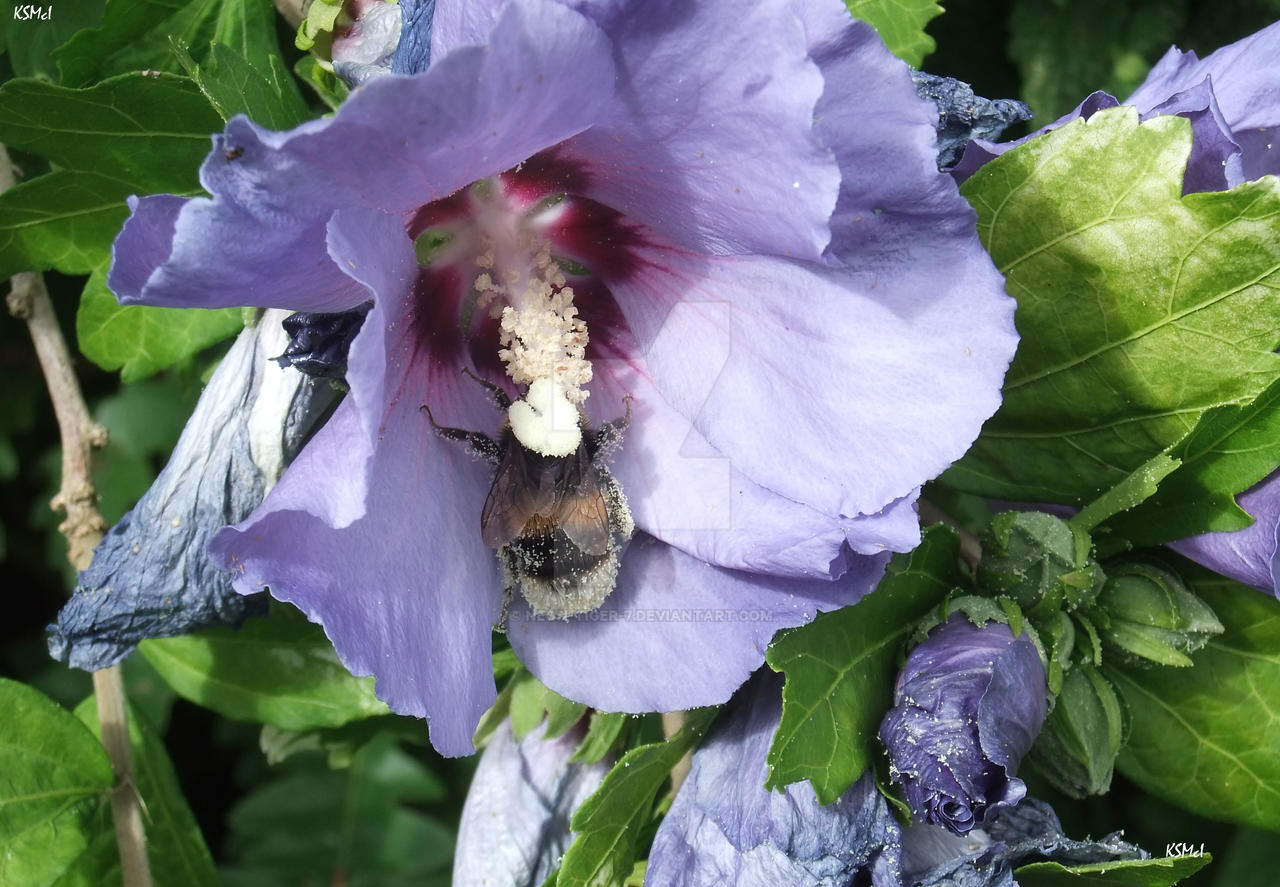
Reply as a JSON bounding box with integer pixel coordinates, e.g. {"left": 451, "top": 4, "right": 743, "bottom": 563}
{"left": 461, "top": 367, "right": 513, "bottom": 410}
{"left": 592, "top": 394, "right": 632, "bottom": 458}
{"left": 420, "top": 404, "right": 502, "bottom": 464}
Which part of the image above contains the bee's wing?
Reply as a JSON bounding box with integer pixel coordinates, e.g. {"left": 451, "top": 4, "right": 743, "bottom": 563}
{"left": 481, "top": 442, "right": 541, "bottom": 549}
{"left": 552, "top": 452, "right": 612, "bottom": 556}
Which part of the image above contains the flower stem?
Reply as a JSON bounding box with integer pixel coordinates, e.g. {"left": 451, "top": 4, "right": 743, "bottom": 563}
{"left": 2, "top": 144, "right": 153, "bottom": 887}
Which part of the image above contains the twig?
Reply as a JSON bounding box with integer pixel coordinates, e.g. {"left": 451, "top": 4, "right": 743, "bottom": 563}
{"left": 2, "top": 144, "right": 153, "bottom": 887}
{"left": 918, "top": 499, "right": 982, "bottom": 571}
{"left": 661, "top": 711, "right": 693, "bottom": 795}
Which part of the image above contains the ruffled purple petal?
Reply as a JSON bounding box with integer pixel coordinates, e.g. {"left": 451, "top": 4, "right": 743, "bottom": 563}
{"left": 555, "top": 0, "right": 840, "bottom": 261}
{"left": 603, "top": 244, "right": 1015, "bottom": 522}
{"left": 110, "top": 0, "right": 616, "bottom": 311}
{"left": 209, "top": 211, "right": 508, "bottom": 756}
{"left": 1170, "top": 470, "right": 1280, "bottom": 597}
{"left": 589, "top": 359, "right": 855, "bottom": 579}
{"left": 646, "top": 672, "right": 902, "bottom": 887}
{"left": 879, "top": 618, "right": 1047, "bottom": 836}
{"left": 507, "top": 538, "right": 888, "bottom": 713}
{"left": 1141, "top": 79, "right": 1244, "bottom": 192}
{"left": 454, "top": 720, "right": 610, "bottom": 886}
{"left": 1125, "top": 21, "right": 1280, "bottom": 134}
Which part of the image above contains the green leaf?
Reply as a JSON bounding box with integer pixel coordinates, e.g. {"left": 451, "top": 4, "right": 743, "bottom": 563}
{"left": 570, "top": 712, "right": 629, "bottom": 765}
{"left": 1101, "top": 376, "right": 1280, "bottom": 548}
{"left": 77, "top": 264, "right": 243, "bottom": 382}
{"left": 6, "top": 0, "right": 105, "bottom": 81}
{"left": 559, "top": 709, "right": 717, "bottom": 887}
{"left": 0, "top": 73, "right": 215, "bottom": 277}
{"left": 1014, "top": 854, "right": 1211, "bottom": 886}
{"left": 54, "top": 0, "right": 271, "bottom": 86}
{"left": 508, "top": 671, "right": 589, "bottom": 741}
{"left": 295, "top": 54, "right": 349, "bottom": 111}
{"left": 73, "top": 697, "right": 220, "bottom": 887}
{"left": 1071, "top": 453, "right": 1181, "bottom": 533}
{"left": 140, "top": 605, "right": 391, "bottom": 731}
{"left": 221, "top": 734, "right": 452, "bottom": 887}
{"left": 176, "top": 42, "right": 312, "bottom": 129}
{"left": 0, "top": 169, "right": 130, "bottom": 277}
{"left": 0, "top": 679, "right": 114, "bottom": 887}
{"left": 0, "top": 74, "right": 223, "bottom": 191}
{"left": 765, "top": 524, "right": 963, "bottom": 802}
{"left": 1110, "top": 568, "right": 1280, "bottom": 830}
{"left": 947, "top": 107, "right": 1280, "bottom": 505}
{"left": 846, "top": 0, "right": 942, "bottom": 67}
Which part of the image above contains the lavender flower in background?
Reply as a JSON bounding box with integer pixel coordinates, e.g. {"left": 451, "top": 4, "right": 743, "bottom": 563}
{"left": 952, "top": 20, "right": 1280, "bottom": 191}
{"left": 109, "top": 0, "right": 1017, "bottom": 755}
{"left": 453, "top": 719, "right": 609, "bottom": 887}
{"left": 647, "top": 673, "right": 901, "bottom": 887}
{"left": 1170, "top": 476, "right": 1280, "bottom": 597}
{"left": 47, "top": 310, "right": 339, "bottom": 669}
{"left": 879, "top": 617, "right": 1047, "bottom": 837}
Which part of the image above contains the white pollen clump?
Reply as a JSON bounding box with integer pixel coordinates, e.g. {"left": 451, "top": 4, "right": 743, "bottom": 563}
{"left": 508, "top": 377, "right": 582, "bottom": 456}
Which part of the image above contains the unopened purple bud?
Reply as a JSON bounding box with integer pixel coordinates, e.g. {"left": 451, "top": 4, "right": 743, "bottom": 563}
{"left": 879, "top": 617, "right": 1047, "bottom": 836}
{"left": 275, "top": 305, "right": 371, "bottom": 381}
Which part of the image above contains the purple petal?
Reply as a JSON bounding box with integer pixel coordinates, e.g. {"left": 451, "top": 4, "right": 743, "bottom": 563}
{"left": 454, "top": 720, "right": 610, "bottom": 886}
{"left": 879, "top": 618, "right": 1047, "bottom": 836}
{"left": 646, "top": 673, "right": 902, "bottom": 887}
{"left": 110, "top": 0, "right": 617, "bottom": 310}
{"left": 1140, "top": 79, "right": 1244, "bottom": 192}
{"left": 1170, "top": 470, "right": 1280, "bottom": 597}
{"left": 209, "top": 394, "right": 501, "bottom": 756}
{"left": 590, "top": 358, "right": 867, "bottom": 579}
{"left": 555, "top": 0, "right": 840, "bottom": 261}
{"left": 209, "top": 210, "right": 509, "bottom": 756}
{"left": 295, "top": 0, "right": 618, "bottom": 213}
{"left": 507, "top": 538, "right": 888, "bottom": 713}
{"left": 603, "top": 244, "right": 1015, "bottom": 522}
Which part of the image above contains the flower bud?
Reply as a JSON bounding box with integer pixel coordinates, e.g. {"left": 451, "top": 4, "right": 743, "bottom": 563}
{"left": 1094, "top": 562, "right": 1223, "bottom": 667}
{"left": 879, "top": 617, "right": 1048, "bottom": 836}
{"left": 1028, "top": 663, "right": 1127, "bottom": 798}
{"left": 978, "top": 512, "right": 1104, "bottom": 620}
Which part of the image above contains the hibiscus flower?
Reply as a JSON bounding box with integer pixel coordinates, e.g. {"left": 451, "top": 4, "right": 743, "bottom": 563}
{"left": 110, "top": 0, "right": 1016, "bottom": 754}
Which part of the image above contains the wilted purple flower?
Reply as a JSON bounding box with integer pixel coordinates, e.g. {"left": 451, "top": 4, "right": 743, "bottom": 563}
{"left": 879, "top": 617, "right": 1047, "bottom": 836}
{"left": 647, "top": 673, "right": 901, "bottom": 887}
{"left": 48, "top": 310, "right": 336, "bottom": 669}
{"left": 453, "top": 719, "right": 609, "bottom": 887}
{"left": 110, "top": 0, "right": 1016, "bottom": 754}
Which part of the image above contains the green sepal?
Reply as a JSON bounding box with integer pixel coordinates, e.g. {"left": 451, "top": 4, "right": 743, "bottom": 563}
{"left": 1029, "top": 663, "right": 1128, "bottom": 798}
